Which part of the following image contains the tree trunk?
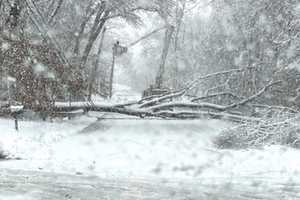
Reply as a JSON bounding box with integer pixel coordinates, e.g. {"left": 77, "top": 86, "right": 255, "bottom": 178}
{"left": 155, "top": 24, "right": 175, "bottom": 88}
{"left": 48, "top": 0, "right": 64, "bottom": 25}
{"left": 79, "top": 2, "right": 108, "bottom": 70}
{"left": 73, "top": 2, "right": 95, "bottom": 55}
{"left": 87, "top": 27, "right": 106, "bottom": 101}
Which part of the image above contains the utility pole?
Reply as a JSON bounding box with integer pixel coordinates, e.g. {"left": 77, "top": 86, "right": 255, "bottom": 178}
{"left": 109, "top": 41, "right": 127, "bottom": 98}
{"left": 109, "top": 44, "right": 116, "bottom": 99}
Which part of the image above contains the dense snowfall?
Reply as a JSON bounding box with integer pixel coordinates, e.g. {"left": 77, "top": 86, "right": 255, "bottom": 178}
{"left": 0, "top": 0, "right": 300, "bottom": 199}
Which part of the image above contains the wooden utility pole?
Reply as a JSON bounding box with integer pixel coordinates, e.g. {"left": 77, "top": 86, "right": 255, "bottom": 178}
{"left": 109, "top": 41, "right": 127, "bottom": 98}
{"left": 109, "top": 44, "right": 116, "bottom": 99}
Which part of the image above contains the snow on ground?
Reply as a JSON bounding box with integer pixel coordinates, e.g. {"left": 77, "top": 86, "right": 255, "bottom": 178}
{"left": 0, "top": 117, "right": 224, "bottom": 178}
{"left": 1, "top": 115, "right": 300, "bottom": 183}
{"left": 1, "top": 83, "right": 300, "bottom": 185}
{"left": 55, "top": 84, "right": 141, "bottom": 108}
{"left": 91, "top": 83, "right": 141, "bottom": 105}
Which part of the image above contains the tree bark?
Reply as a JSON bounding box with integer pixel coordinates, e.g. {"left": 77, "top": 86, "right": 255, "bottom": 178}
{"left": 73, "top": 2, "right": 96, "bottom": 55}
{"left": 48, "top": 0, "right": 63, "bottom": 25}
{"left": 79, "top": 2, "right": 109, "bottom": 70}
{"left": 88, "top": 27, "right": 106, "bottom": 101}
{"left": 155, "top": 24, "right": 175, "bottom": 88}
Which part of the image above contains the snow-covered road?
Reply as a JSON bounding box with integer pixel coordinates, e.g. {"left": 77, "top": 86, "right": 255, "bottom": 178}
{"left": 0, "top": 169, "right": 196, "bottom": 200}
{"left": 0, "top": 169, "right": 300, "bottom": 200}
{"left": 0, "top": 117, "right": 231, "bottom": 178}
{"left": 1, "top": 116, "right": 300, "bottom": 199}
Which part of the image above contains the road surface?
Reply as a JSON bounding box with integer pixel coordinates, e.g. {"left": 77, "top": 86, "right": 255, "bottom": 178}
{"left": 0, "top": 169, "right": 300, "bottom": 200}
{"left": 1, "top": 118, "right": 300, "bottom": 199}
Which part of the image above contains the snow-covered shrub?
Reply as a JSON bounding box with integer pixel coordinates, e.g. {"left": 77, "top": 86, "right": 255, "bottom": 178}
{"left": 214, "top": 111, "right": 300, "bottom": 149}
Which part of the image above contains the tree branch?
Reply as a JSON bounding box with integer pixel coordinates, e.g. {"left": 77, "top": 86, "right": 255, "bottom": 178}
{"left": 191, "top": 92, "right": 241, "bottom": 102}
{"left": 48, "top": 0, "right": 64, "bottom": 24}
{"left": 224, "top": 81, "right": 281, "bottom": 110}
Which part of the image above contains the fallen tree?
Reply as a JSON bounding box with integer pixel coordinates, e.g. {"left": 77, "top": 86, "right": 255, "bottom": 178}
{"left": 25, "top": 80, "right": 281, "bottom": 122}
{"left": 215, "top": 110, "right": 300, "bottom": 149}
{"left": 0, "top": 67, "right": 284, "bottom": 123}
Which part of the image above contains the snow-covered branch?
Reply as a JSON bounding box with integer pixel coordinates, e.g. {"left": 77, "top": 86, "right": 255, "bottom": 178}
{"left": 191, "top": 92, "right": 241, "bottom": 102}
{"left": 224, "top": 81, "right": 281, "bottom": 110}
